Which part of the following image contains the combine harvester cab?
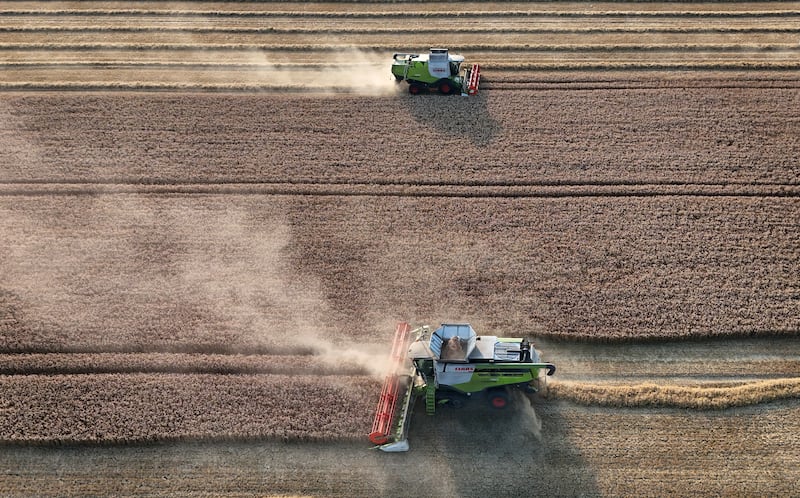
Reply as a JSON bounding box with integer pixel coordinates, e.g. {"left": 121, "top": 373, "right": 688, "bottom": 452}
{"left": 391, "top": 48, "right": 480, "bottom": 96}
{"left": 369, "top": 322, "right": 555, "bottom": 452}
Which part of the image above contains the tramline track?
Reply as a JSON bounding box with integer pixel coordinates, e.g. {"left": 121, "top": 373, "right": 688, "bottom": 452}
{"left": 1, "top": 180, "right": 799, "bottom": 198}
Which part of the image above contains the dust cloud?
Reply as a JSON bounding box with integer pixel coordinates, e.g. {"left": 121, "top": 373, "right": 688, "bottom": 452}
{"left": 511, "top": 390, "right": 543, "bottom": 440}
{"left": 171, "top": 205, "right": 393, "bottom": 377}
{"left": 0, "top": 196, "right": 390, "bottom": 376}
{"left": 244, "top": 48, "right": 402, "bottom": 96}
{"left": 164, "top": 19, "right": 401, "bottom": 95}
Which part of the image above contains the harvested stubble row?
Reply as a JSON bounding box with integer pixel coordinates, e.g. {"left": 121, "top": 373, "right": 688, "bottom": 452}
{"left": 0, "top": 373, "right": 376, "bottom": 443}
{"left": 0, "top": 399, "right": 797, "bottom": 497}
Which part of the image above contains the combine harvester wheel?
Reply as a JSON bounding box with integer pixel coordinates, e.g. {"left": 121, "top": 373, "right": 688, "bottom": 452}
{"left": 438, "top": 80, "right": 453, "bottom": 95}
{"left": 487, "top": 387, "right": 510, "bottom": 409}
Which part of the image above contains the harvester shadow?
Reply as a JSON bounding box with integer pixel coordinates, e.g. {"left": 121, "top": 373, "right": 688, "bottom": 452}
{"left": 403, "top": 92, "right": 501, "bottom": 147}
{"left": 379, "top": 392, "right": 599, "bottom": 497}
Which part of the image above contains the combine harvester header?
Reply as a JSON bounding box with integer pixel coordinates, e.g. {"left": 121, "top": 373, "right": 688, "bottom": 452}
{"left": 391, "top": 48, "right": 480, "bottom": 96}
{"left": 369, "top": 322, "right": 414, "bottom": 452}
{"left": 369, "top": 322, "right": 555, "bottom": 452}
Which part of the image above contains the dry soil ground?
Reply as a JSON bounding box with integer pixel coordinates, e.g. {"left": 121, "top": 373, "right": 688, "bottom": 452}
{"left": 1, "top": 1, "right": 799, "bottom": 496}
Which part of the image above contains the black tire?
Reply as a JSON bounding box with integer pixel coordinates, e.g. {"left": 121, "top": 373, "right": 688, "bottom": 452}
{"left": 446, "top": 393, "right": 468, "bottom": 409}
{"left": 408, "top": 83, "right": 423, "bottom": 95}
{"left": 438, "top": 80, "right": 454, "bottom": 95}
{"left": 487, "top": 388, "right": 510, "bottom": 409}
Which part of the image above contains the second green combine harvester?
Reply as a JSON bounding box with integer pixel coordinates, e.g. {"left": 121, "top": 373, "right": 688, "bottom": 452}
{"left": 391, "top": 48, "right": 481, "bottom": 95}
{"left": 369, "top": 323, "right": 555, "bottom": 452}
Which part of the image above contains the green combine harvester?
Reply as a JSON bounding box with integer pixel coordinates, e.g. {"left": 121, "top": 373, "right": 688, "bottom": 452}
{"left": 369, "top": 323, "right": 555, "bottom": 452}
{"left": 391, "top": 48, "right": 481, "bottom": 95}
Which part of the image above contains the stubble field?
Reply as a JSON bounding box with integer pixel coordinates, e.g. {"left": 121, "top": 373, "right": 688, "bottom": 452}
{"left": 1, "top": 1, "right": 799, "bottom": 496}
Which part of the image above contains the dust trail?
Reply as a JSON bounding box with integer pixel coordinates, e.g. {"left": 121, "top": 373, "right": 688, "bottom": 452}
{"left": 0, "top": 196, "right": 389, "bottom": 376}
{"left": 165, "top": 17, "right": 401, "bottom": 95}
{"left": 546, "top": 378, "right": 800, "bottom": 409}
{"left": 510, "top": 390, "right": 542, "bottom": 439}
{"left": 173, "top": 206, "right": 391, "bottom": 377}
{"left": 243, "top": 47, "right": 402, "bottom": 96}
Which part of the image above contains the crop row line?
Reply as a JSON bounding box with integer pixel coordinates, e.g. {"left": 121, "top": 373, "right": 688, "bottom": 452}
{"left": 489, "top": 62, "right": 800, "bottom": 70}
{"left": 5, "top": 178, "right": 799, "bottom": 187}
{"left": 0, "top": 62, "right": 376, "bottom": 69}
{"left": 2, "top": 42, "right": 798, "bottom": 52}
{"left": 2, "top": 0, "right": 794, "bottom": 4}
{"left": 3, "top": 0, "right": 793, "bottom": 4}
{"left": 0, "top": 344, "right": 319, "bottom": 356}
{"left": 2, "top": 10, "right": 799, "bottom": 19}
{"left": 0, "top": 182, "right": 798, "bottom": 199}
{"left": 3, "top": 26, "right": 799, "bottom": 35}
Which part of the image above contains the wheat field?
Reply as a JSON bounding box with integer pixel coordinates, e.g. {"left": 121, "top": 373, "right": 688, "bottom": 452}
{"left": 1, "top": 1, "right": 799, "bottom": 496}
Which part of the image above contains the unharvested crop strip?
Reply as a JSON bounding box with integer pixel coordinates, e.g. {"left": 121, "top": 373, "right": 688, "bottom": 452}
{"left": 489, "top": 61, "right": 800, "bottom": 71}
{"left": 483, "top": 72, "right": 800, "bottom": 88}
{"left": 556, "top": 362, "right": 800, "bottom": 382}
{"left": 0, "top": 372, "right": 377, "bottom": 443}
{"left": 0, "top": 62, "right": 379, "bottom": 70}
{"left": 547, "top": 378, "right": 800, "bottom": 409}
{"left": 484, "top": 81, "right": 800, "bottom": 91}
{"left": 0, "top": 353, "right": 369, "bottom": 376}
{"left": 0, "top": 342, "right": 319, "bottom": 356}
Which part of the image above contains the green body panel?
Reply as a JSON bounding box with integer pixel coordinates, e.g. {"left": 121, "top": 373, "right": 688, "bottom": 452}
{"left": 392, "top": 61, "right": 462, "bottom": 87}
{"left": 450, "top": 363, "right": 546, "bottom": 393}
